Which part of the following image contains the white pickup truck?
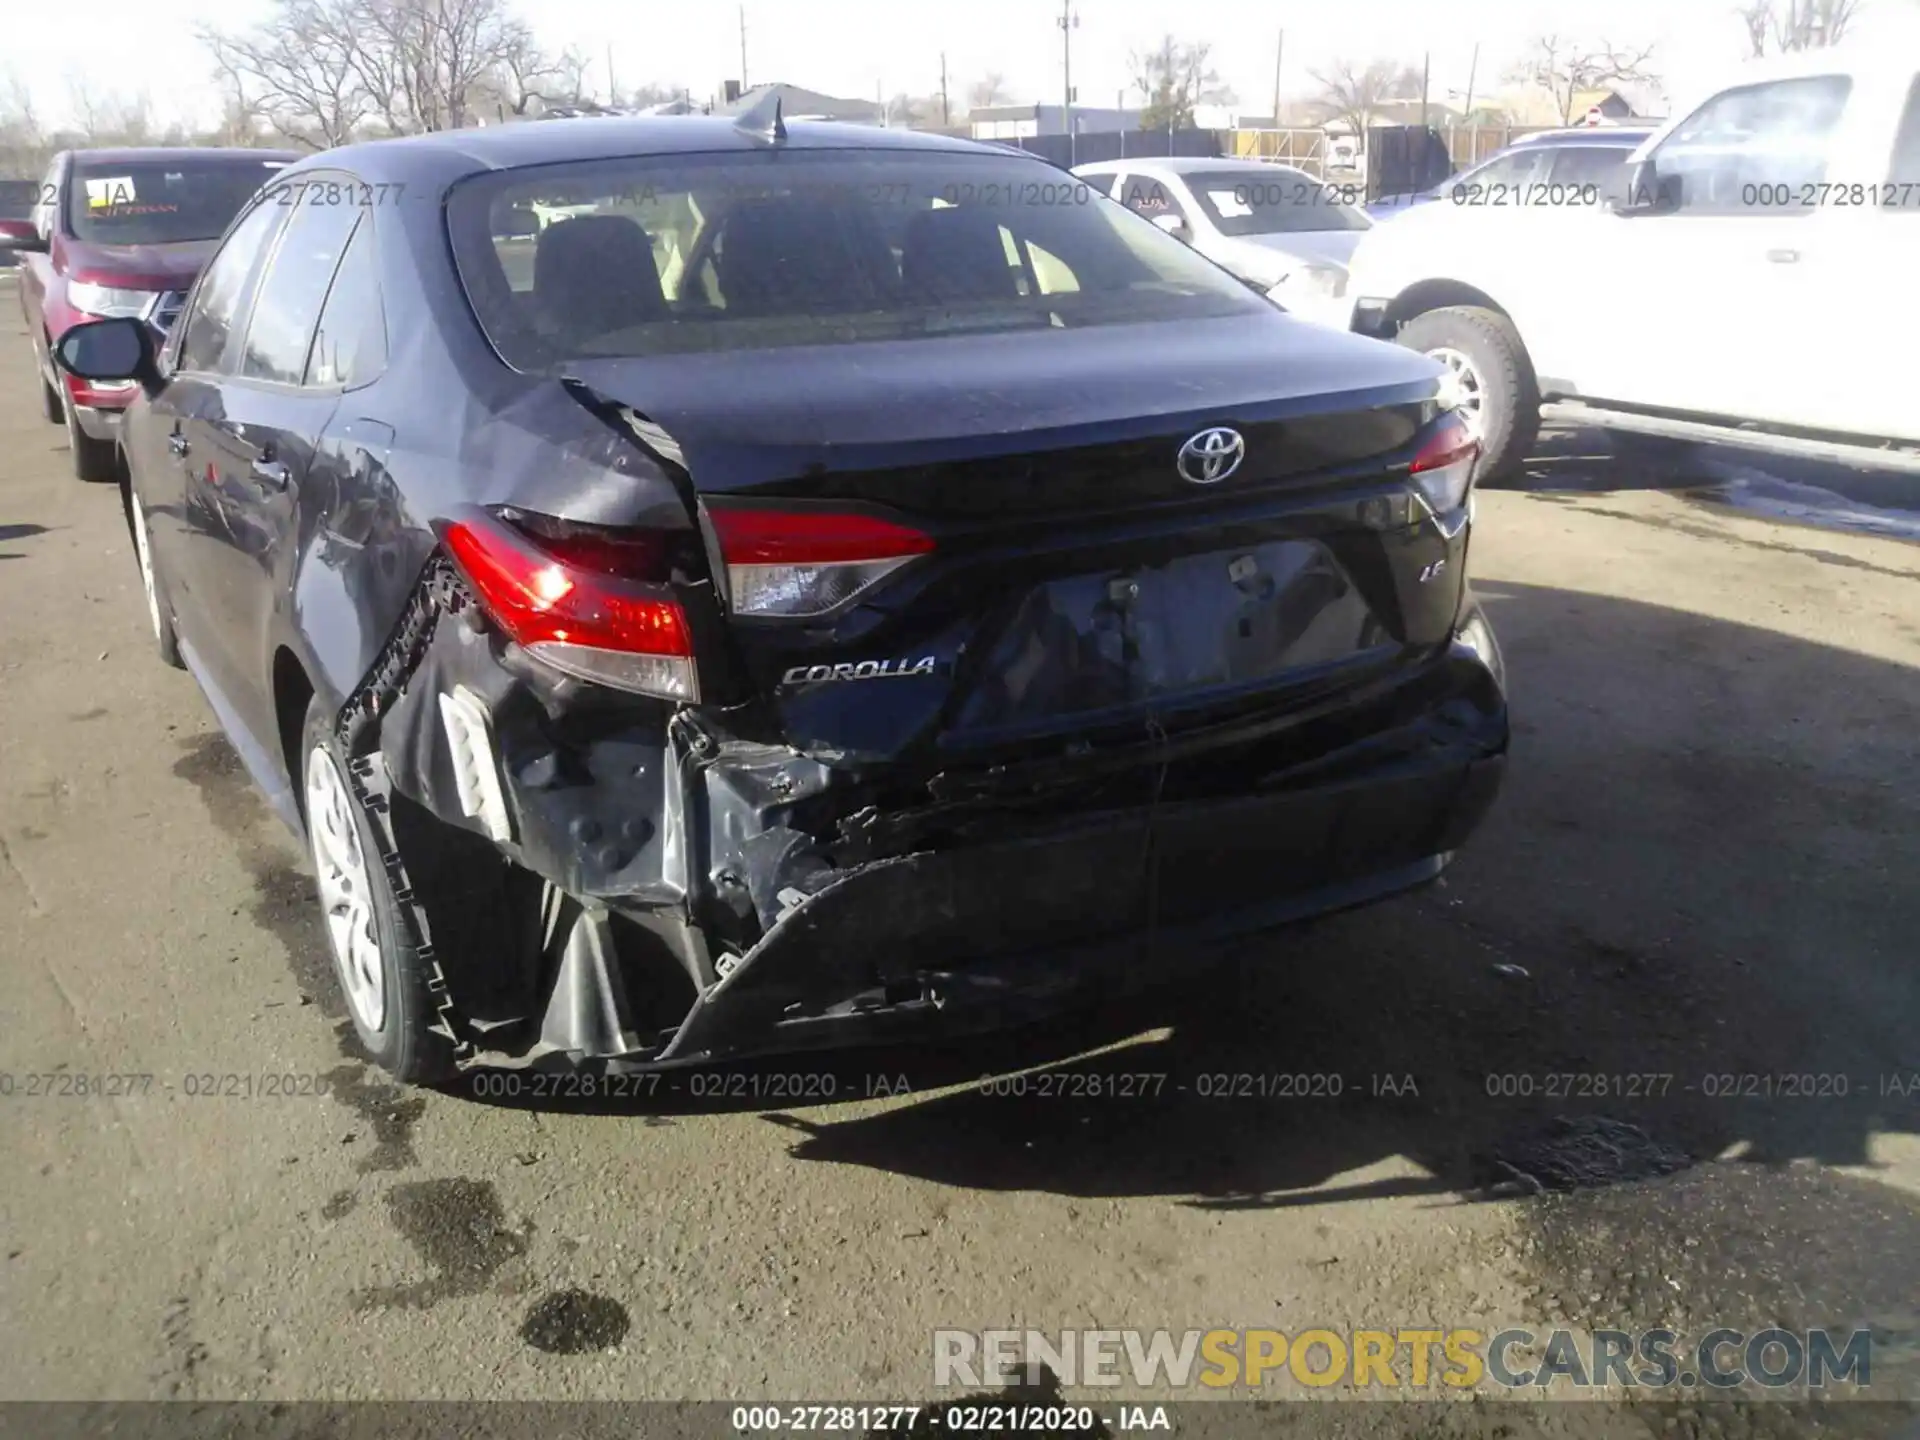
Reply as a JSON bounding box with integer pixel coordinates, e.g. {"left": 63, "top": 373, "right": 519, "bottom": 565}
{"left": 1342, "top": 52, "right": 1920, "bottom": 481}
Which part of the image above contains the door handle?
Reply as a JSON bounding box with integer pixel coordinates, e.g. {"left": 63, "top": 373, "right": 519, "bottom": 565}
{"left": 1766, "top": 248, "right": 1800, "bottom": 264}
{"left": 168, "top": 431, "right": 189, "bottom": 458}
{"left": 250, "top": 458, "right": 291, "bottom": 491}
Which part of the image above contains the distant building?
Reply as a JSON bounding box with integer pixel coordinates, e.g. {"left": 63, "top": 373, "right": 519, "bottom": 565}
{"left": 718, "top": 82, "right": 884, "bottom": 125}
{"left": 968, "top": 103, "right": 1143, "bottom": 139}
{"left": 1498, "top": 85, "right": 1665, "bottom": 127}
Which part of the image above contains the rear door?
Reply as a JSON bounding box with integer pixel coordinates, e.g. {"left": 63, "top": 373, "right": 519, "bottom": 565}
{"left": 135, "top": 191, "right": 292, "bottom": 671}
{"left": 187, "top": 179, "right": 364, "bottom": 749}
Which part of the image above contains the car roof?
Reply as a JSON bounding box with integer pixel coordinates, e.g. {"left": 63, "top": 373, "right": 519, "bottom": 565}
{"left": 1507, "top": 127, "right": 1656, "bottom": 147}
{"left": 1076, "top": 156, "right": 1299, "bottom": 178}
{"left": 64, "top": 147, "right": 300, "bottom": 165}
{"left": 305, "top": 117, "right": 1015, "bottom": 184}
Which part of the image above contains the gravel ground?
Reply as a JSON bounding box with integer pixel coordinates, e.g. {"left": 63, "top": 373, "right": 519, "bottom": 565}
{"left": 2, "top": 279, "right": 1917, "bottom": 1439}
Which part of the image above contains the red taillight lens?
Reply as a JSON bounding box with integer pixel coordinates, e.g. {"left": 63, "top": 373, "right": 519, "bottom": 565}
{"left": 1408, "top": 411, "right": 1480, "bottom": 514}
{"left": 707, "top": 506, "right": 935, "bottom": 618}
{"left": 442, "top": 510, "right": 697, "bottom": 700}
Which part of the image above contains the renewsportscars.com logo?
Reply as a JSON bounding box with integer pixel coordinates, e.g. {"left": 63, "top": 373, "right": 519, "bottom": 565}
{"left": 932, "top": 1327, "right": 1874, "bottom": 1393}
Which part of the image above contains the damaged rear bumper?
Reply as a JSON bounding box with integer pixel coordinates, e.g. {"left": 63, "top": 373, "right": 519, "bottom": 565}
{"left": 656, "top": 678, "right": 1504, "bottom": 1066}
{"left": 366, "top": 567, "right": 1507, "bottom": 1070}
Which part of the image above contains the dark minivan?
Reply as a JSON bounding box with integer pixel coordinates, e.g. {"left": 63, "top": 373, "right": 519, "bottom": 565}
{"left": 55, "top": 107, "right": 1507, "bottom": 1084}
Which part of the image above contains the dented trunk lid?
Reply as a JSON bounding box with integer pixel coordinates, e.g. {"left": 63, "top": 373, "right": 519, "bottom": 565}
{"left": 566, "top": 313, "right": 1459, "bottom": 761}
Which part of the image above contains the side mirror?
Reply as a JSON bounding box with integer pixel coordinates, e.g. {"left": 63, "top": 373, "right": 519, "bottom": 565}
{"left": 1607, "top": 159, "right": 1679, "bottom": 216}
{"left": 55, "top": 317, "right": 161, "bottom": 395}
{"left": 0, "top": 218, "right": 46, "bottom": 253}
{"left": 1151, "top": 212, "right": 1191, "bottom": 242}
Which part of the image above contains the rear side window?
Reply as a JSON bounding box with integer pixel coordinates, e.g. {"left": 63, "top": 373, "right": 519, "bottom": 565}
{"left": 239, "top": 183, "right": 362, "bottom": 384}
{"left": 448, "top": 150, "right": 1265, "bottom": 369}
{"left": 306, "top": 216, "right": 388, "bottom": 388}
{"left": 176, "top": 199, "right": 289, "bottom": 375}
{"left": 1458, "top": 146, "right": 1553, "bottom": 194}
{"left": 1547, "top": 146, "right": 1634, "bottom": 189}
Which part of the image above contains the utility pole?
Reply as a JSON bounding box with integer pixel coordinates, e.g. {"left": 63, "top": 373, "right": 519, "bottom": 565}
{"left": 1058, "top": 0, "right": 1079, "bottom": 164}
{"left": 940, "top": 51, "right": 950, "bottom": 127}
{"left": 1420, "top": 50, "right": 1430, "bottom": 130}
{"left": 1271, "top": 29, "right": 1284, "bottom": 129}
{"left": 739, "top": 4, "right": 749, "bottom": 91}
{"left": 606, "top": 44, "right": 617, "bottom": 107}
{"left": 1461, "top": 41, "right": 1479, "bottom": 123}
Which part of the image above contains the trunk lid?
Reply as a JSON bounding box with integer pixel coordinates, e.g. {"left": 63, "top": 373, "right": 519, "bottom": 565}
{"left": 567, "top": 314, "right": 1462, "bottom": 763}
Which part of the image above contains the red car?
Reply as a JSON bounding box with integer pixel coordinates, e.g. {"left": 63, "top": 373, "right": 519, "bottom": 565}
{"left": 12, "top": 147, "right": 296, "bottom": 480}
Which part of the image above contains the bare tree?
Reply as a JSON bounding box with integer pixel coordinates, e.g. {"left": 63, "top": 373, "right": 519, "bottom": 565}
{"left": 966, "top": 73, "right": 1010, "bottom": 112}
{"left": 62, "top": 75, "right": 157, "bottom": 143}
{"left": 1130, "top": 36, "right": 1234, "bottom": 131}
{"left": 1510, "top": 35, "right": 1659, "bottom": 125}
{"left": 200, "top": 0, "right": 580, "bottom": 141}
{"left": 1735, "top": 0, "right": 1861, "bottom": 54}
{"left": 0, "top": 67, "right": 47, "bottom": 177}
{"left": 3, "top": 68, "right": 41, "bottom": 136}
{"left": 201, "top": 0, "right": 371, "bottom": 148}
{"left": 1308, "top": 57, "right": 1408, "bottom": 137}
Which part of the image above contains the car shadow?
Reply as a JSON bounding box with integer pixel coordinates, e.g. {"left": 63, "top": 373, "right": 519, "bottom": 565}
{"left": 0, "top": 521, "right": 50, "bottom": 560}
{"left": 1506, "top": 424, "right": 1920, "bottom": 544}
{"left": 456, "top": 581, "right": 1920, "bottom": 1218}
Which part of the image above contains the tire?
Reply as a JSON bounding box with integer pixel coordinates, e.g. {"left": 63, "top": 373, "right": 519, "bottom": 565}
{"left": 61, "top": 387, "right": 121, "bottom": 483}
{"left": 126, "top": 483, "right": 184, "bottom": 669}
{"left": 40, "top": 365, "right": 63, "bottom": 424}
{"left": 1396, "top": 305, "right": 1541, "bottom": 485}
{"left": 299, "top": 698, "right": 457, "bottom": 1085}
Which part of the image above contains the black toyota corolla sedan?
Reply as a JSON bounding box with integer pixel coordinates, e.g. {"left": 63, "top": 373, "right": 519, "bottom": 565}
{"left": 56, "top": 101, "right": 1507, "bottom": 1084}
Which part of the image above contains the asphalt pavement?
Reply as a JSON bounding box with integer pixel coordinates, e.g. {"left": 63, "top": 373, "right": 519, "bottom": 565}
{"left": 3, "top": 278, "right": 1919, "bottom": 1438}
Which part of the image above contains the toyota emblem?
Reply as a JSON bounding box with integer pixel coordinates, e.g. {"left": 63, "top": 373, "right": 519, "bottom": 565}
{"left": 1177, "top": 427, "right": 1246, "bottom": 484}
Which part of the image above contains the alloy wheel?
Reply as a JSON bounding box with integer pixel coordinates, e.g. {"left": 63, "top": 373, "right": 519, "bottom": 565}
{"left": 305, "top": 745, "right": 387, "bottom": 1033}
{"left": 1427, "top": 345, "right": 1487, "bottom": 441}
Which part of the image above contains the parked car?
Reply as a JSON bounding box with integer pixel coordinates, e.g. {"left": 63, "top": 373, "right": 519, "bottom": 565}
{"left": 1075, "top": 157, "right": 1373, "bottom": 327}
{"left": 13, "top": 147, "right": 296, "bottom": 480}
{"left": 1342, "top": 53, "right": 1920, "bottom": 480}
{"left": 0, "top": 179, "right": 38, "bottom": 269}
{"left": 55, "top": 107, "right": 1507, "bottom": 1083}
{"left": 1364, "top": 126, "right": 1656, "bottom": 220}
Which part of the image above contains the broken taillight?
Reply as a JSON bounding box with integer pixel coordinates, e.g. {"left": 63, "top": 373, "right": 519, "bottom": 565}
{"left": 1408, "top": 410, "right": 1481, "bottom": 516}
{"left": 707, "top": 506, "right": 935, "bottom": 618}
{"left": 441, "top": 509, "right": 698, "bottom": 701}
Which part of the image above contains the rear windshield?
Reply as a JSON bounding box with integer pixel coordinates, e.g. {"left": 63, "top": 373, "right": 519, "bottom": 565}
{"left": 1181, "top": 170, "right": 1372, "bottom": 236}
{"left": 448, "top": 149, "right": 1269, "bottom": 368}
{"left": 67, "top": 158, "right": 289, "bottom": 245}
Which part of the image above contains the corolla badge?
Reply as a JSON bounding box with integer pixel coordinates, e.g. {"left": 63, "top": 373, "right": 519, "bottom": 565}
{"left": 1177, "top": 427, "right": 1246, "bottom": 484}
{"left": 781, "top": 656, "right": 939, "bottom": 686}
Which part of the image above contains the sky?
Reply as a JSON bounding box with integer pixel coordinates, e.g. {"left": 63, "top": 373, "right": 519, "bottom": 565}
{"left": 7, "top": 0, "right": 1920, "bottom": 133}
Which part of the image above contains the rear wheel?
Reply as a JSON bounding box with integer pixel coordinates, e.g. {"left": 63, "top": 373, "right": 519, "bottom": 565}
{"left": 61, "top": 388, "right": 121, "bottom": 483}
{"left": 1396, "top": 305, "right": 1540, "bottom": 485}
{"left": 300, "top": 698, "right": 457, "bottom": 1085}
